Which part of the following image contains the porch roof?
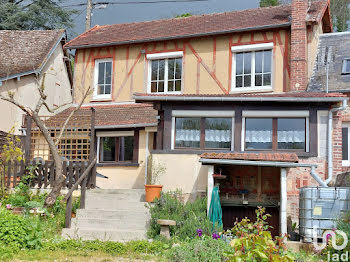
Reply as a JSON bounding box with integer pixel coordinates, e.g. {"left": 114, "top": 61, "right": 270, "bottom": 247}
{"left": 200, "top": 152, "right": 316, "bottom": 168}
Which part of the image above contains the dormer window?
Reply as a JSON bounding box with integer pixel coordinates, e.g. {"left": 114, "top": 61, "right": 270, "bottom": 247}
{"left": 231, "top": 43, "right": 273, "bottom": 92}
{"left": 147, "top": 51, "right": 183, "bottom": 93}
{"left": 342, "top": 59, "right": 350, "bottom": 74}
{"left": 93, "top": 59, "right": 112, "bottom": 100}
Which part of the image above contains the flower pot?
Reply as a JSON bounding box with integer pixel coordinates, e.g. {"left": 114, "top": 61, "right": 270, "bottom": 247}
{"left": 145, "top": 184, "right": 163, "bottom": 202}
{"left": 12, "top": 207, "right": 24, "bottom": 215}
{"left": 289, "top": 232, "right": 300, "bottom": 241}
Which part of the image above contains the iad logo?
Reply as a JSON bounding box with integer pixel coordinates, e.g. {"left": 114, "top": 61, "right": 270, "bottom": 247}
{"left": 312, "top": 226, "right": 349, "bottom": 262}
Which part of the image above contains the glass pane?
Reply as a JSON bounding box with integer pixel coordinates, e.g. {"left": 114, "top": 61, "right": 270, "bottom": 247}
{"left": 101, "top": 137, "right": 116, "bottom": 162}
{"left": 236, "top": 53, "right": 243, "bottom": 75}
{"left": 168, "top": 59, "right": 175, "bottom": 80}
{"left": 98, "top": 85, "right": 104, "bottom": 95}
{"left": 244, "top": 75, "right": 251, "bottom": 87}
{"left": 263, "top": 50, "right": 272, "bottom": 72}
{"left": 151, "top": 82, "right": 157, "bottom": 93}
{"left": 263, "top": 73, "right": 271, "bottom": 86}
{"left": 175, "top": 80, "right": 181, "bottom": 91}
{"left": 346, "top": 60, "right": 350, "bottom": 73}
{"left": 244, "top": 52, "right": 251, "bottom": 74}
{"left": 245, "top": 118, "right": 272, "bottom": 150}
{"left": 151, "top": 60, "right": 158, "bottom": 80}
{"left": 277, "top": 118, "right": 305, "bottom": 150}
{"left": 104, "top": 85, "right": 111, "bottom": 95}
{"left": 119, "top": 136, "right": 134, "bottom": 162}
{"left": 105, "top": 62, "right": 112, "bottom": 84}
{"left": 98, "top": 62, "right": 105, "bottom": 84}
{"left": 205, "top": 118, "right": 232, "bottom": 149}
{"left": 255, "top": 74, "right": 262, "bottom": 86}
{"left": 236, "top": 76, "right": 243, "bottom": 88}
{"left": 168, "top": 81, "right": 174, "bottom": 92}
{"left": 175, "top": 118, "right": 200, "bottom": 148}
{"left": 255, "top": 51, "right": 263, "bottom": 74}
{"left": 175, "top": 58, "right": 182, "bottom": 79}
{"left": 158, "top": 81, "right": 164, "bottom": 92}
{"left": 342, "top": 128, "right": 348, "bottom": 160}
{"left": 158, "top": 59, "right": 165, "bottom": 80}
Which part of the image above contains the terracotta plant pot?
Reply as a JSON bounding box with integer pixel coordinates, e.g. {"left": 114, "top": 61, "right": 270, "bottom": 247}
{"left": 145, "top": 185, "right": 163, "bottom": 202}
{"left": 12, "top": 207, "right": 25, "bottom": 215}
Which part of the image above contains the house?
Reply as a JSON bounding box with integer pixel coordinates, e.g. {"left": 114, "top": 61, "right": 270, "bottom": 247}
{"left": 0, "top": 30, "right": 73, "bottom": 135}
{"left": 59, "top": 0, "right": 347, "bottom": 237}
{"left": 309, "top": 31, "right": 350, "bottom": 187}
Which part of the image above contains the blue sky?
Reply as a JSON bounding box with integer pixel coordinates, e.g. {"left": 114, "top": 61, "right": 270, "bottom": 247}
{"left": 66, "top": 0, "right": 260, "bottom": 37}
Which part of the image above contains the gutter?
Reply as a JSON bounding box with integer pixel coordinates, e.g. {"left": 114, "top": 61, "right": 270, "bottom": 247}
{"left": 325, "top": 99, "right": 347, "bottom": 185}
{"left": 133, "top": 95, "right": 348, "bottom": 103}
{"left": 94, "top": 122, "right": 157, "bottom": 129}
{"left": 64, "top": 23, "right": 291, "bottom": 50}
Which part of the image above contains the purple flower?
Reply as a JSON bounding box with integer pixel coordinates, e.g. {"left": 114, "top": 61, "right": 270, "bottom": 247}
{"left": 6, "top": 204, "right": 11, "bottom": 209}
{"left": 212, "top": 232, "right": 220, "bottom": 240}
{"left": 196, "top": 228, "right": 203, "bottom": 237}
{"left": 326, "top": 233, "right": 332, "bottom": 242}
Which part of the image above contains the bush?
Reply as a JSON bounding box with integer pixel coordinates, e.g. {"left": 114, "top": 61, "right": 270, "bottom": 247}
{"left": 167, "top": 236, "right": 231, "bottom": 262}
{"left": 147, "top": 191, "right": 213, "bottom": 240}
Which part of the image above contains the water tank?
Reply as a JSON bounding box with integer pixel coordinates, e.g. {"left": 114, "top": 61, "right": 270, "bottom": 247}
{"left": 299, "top": 187, "right": 350, "bottom": 242}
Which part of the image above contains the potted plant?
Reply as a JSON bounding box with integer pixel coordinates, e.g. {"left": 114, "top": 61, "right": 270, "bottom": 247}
{"left": 145, "top": 155, "right": 166, "bottom": 202}
{"left": 289, "top": 222, "right": 300, "bottom": 241}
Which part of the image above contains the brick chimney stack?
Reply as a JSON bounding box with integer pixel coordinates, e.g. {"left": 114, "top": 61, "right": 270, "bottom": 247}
{"left": 290, "top": 0, "right": 308, "bottom": 92}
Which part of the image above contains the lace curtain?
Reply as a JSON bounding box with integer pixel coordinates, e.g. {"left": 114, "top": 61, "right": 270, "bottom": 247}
{"left": 245, "top": 130, "right": 305, "bottom": 143}
{"left": 176, "top": 129, "right": 231, "bottom": 142}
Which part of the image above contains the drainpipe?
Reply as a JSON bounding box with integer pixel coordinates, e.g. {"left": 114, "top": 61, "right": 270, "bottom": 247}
{"left": 144, "top": 131, "right": 150, "bottom": 185}
{"left": 310, "top": 166, "right": 328, "bottom": 187}
{"left": 326, "top": 99, "right": 347, "bottom": 185}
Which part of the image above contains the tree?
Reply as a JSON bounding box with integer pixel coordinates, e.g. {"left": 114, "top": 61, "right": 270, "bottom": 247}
{"left": 260, "top": 0, "right": 280, "bottom": 7}
{"left": 0, "top": 0, "right": 77, "bottom": 30}
{"left": 330, "top": 0, "right": 350, "bottom": 32}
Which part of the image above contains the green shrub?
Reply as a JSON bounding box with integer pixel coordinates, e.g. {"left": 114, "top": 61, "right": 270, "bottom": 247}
{"left": 147, "top": 191, "right": 213, "bottom": 240}
{"left": 168, "top": 236, "right": 230, "bottom": 262}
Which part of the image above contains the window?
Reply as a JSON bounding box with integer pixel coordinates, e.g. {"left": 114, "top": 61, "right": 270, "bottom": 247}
{"left": 342, "top": 59, "right": 350, "bottom": 74}
{"left": 147, "top": 52, "right": 183, "bottom": 93}
{"left": 232, "top": 43, "right": 273, "bottom": 91}
{"left": 94, "top": 59, "right": 112, "bottom": 99}
{"left": 98, "top": 136, "right": 134, "bottom": 163}
{"left": 173, "top": 112, "right": 234, "bottom": 150}
{"left": 244, "top": 118, "right": 307, "bottom": 151}
{"left": 342, "top": 124, "right": 350, "bottom": 166}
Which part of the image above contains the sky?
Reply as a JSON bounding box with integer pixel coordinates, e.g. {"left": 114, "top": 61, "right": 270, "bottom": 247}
{"left": 65, "top": 0, "right": 261, "bottom": 38}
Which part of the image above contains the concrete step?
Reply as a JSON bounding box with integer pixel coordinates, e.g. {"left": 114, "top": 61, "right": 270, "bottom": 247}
{"left": 71, "top": 217, "right": 149, "bottom": 230}
{"left": 62, "top": 227, "right": 147, "bottom": 242}
{"left": 86, "top": 189, "right": 145, "bottom": 202}
{"left": 76, "top": 209, "right": 150, "bottom": 220}
{"left": 85, "top": 198, "right": 149, "bottom": 210}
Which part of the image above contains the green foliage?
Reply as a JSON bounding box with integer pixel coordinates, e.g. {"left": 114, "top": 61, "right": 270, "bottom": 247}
{"left": 168, "top": 236, "right": 230, "bottom": 262}
{"left": 175, "top": 13, "right": 192, "bottom": 18}
{"left": 0, "top": 0, "right": 77, "bottom": 30}
{"left": 330, "top": 0, "right": 350, "bottom": 32}
{"left": 147, "top": 155, "right": 167, "bottom": 185}
{"left": 147, "top": 191, "right": 213, "bottom": 240}
{"left": 260, "top": 0, "right": 280, "bottom": 7}
{"left": 225, "top": 207, "right": 294, "bottom": 262}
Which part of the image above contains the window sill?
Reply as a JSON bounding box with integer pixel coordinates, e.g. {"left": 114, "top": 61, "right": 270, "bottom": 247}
{"left": 342, "top": 161, "right": 350, "bottom": 167}
{"left": 148, "top": 91, "right": 182, "bottom": 95}
{"left": 92, "top": 96, "right": 112, "bottom": 102}
{"left": 230, "top": 87, "right": 273, "bottom": 94}
{"left": 97, "top": 162, "right": 139, "bottom": 167}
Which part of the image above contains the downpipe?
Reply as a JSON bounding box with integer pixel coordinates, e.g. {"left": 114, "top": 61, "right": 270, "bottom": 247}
{"left": 325, "top": 99, "right": 347, "bottom": 185}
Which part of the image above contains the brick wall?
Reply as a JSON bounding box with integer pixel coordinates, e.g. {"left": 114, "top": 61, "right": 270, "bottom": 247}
{"left": 290, "top": 0, "right": 308, "bottom": 92}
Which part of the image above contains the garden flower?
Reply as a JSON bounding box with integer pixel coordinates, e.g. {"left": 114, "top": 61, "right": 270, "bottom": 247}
{"left": 6, "top": 204, "right": 11, "bottom": 209}
{"left": 212, "top": 232, "right": 220, "bottom": 240}
{"left": 196, "top": 228, "right": 203, "bottom": 237}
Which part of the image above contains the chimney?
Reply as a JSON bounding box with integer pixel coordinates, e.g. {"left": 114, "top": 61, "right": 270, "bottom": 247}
{"left": 290, "top": 0, "right": 308, "bottom": 92}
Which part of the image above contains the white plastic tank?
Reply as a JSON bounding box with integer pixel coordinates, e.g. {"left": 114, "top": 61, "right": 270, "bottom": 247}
{"left": 299, "top": 187, "right": 350, "bottom": 242}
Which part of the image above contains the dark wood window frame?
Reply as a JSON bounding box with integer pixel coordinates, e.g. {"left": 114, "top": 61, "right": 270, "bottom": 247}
{"left": 244, "top": 117, "right": 307, "bottom": 152}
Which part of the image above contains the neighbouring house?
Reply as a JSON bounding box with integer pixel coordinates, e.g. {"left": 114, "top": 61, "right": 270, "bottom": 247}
{"left": 49, "top": 0, "right": 347, "bottom": 237}
{"left": 0, "top": 30, "right": 73, "bottom": 135}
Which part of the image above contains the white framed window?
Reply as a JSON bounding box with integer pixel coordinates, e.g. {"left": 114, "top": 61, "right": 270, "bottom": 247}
{"left": 342, "top": 59, "right": 350, "bottom": 74}
{"left": 342, "top": 123, "right": 350, "bottom": 166}
{"left": 171, "top": 111, "right": 235, "bottom": 151}
{"left": 147, "top": 51, "right": 183, "bottom": 93}
{"left": 93, "top": 58, "right": 113, "bottom": 99}
{"left": 231, "top": 43, "right": 273, "bottom": 92}
{"left": 241, "top": 111, "right": 309, "bottom": 152}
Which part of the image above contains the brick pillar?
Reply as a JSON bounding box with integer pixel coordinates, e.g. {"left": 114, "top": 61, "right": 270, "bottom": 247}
{"left": 290, "top": 0, "right": 308, "bottom": 92}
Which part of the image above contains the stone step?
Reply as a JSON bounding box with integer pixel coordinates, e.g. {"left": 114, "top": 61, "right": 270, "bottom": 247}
{"left": 71, "top": 217, "right": 149, "bottom": 230}
{"left": 62, "top": 227, "right": 147, "bottom": 242}
{"left": 85, "top": 198, "right": 149, "bottom": 210}
{"left": 76, "top": 209, "right": 150, "bottom": 220}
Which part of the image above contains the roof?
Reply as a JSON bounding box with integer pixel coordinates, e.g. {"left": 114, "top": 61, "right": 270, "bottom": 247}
{"left": 133, "top": 92, "right": 348, "bottom": 103}
{"left": 42, "top": 103, "right": 158, "bottom": 129}
{"left": 200, "top": 152, "right": 299, "bottom": 163}
{"left": 0, "top": 29, "right": 66, "bottom": 81}
{"left": 309, "top": 32, "right": 350, "bottom": 93}
{"left": 65, "top": 1, "right": 328, "bottom": 49}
